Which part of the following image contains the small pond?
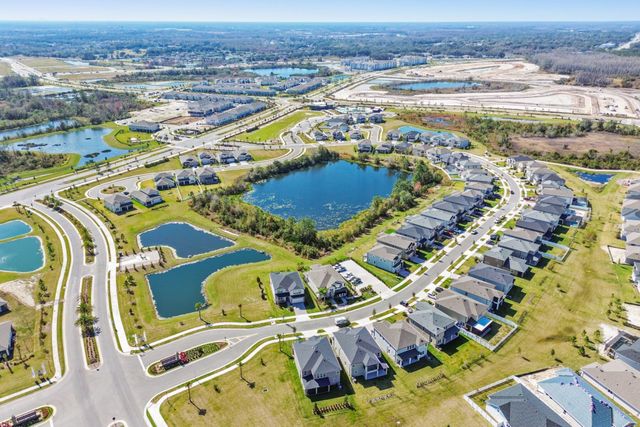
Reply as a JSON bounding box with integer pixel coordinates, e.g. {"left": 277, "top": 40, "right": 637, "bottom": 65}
{"left": 0, "top": 236, "right": 44, "bottom": 273}
{"left": 246, "top": 67, "right": 319, "bottom": 78}
{"left": 6, "top": 127, "right": 131, "bottom": 166}
{"left": 0, "top": 220, "right": 32, "bottom": 241}
{"left": 146, "top": 248, "right": 270, "bottom": 318}
{"left": 0, "top": 119, "right": 78, "bottom": 141}
{"left": 393, "top": 80, "right": 480, "bottom": 91}
{"left": 138, "top": 222, "right": 234, "bottom": 258}
{"left": 575, "top": 171, "right": 614, "bottom": 184}
{"left": 243, "top": 160, "right": 407, "bottom": 230}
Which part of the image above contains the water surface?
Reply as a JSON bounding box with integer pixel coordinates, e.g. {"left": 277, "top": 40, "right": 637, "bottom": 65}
{"left": 146, "top": 248, "right": 270, "bottom": 318}
{"left": 138, "top": 222, "right": 233, "bottom": 258}
{"left": 243, "top": 160, "right": 406, "bottom": 229}
{"left": 575, "top": 171, "right": 613, "bottom": 184}
{"left": 0, "top": 220, "right": 32, "bottom": 241}
{"left": 0, "top": 237, "right": 44, "bottom": 272}
{"left": 0, "top": 119, "right": 78, "bottom": 141}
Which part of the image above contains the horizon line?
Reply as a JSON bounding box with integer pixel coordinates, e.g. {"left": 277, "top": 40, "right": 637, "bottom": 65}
{"left": 1, "top": 19, "right": 640, "bottom": 24}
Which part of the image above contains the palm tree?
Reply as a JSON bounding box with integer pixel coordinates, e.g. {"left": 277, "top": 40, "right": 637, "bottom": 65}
{"left": 276, "top": 334, "right": 282, "bottom": 352}
{"left": 195, "top": 302, "right": 203, "bottom": 321}
{"left": 238, "top": 304, "right": 243, "bottom": 319}
{"left": 238, "top": 361, "right": 244, "bottom": 380}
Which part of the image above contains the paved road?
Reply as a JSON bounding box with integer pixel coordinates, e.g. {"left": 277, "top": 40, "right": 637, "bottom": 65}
{"left": 0, "top": 146, "right": 521, "bottom": 426}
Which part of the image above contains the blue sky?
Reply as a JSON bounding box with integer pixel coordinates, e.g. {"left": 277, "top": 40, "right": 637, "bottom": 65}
{"left": 3, "top": 0, "right": 640, "bottom": 22}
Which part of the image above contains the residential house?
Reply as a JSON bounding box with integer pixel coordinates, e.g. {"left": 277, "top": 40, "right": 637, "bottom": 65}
{"left": 486, "top": 383, "right": 570, "bottom": 427}
{"left": 407, "top": 302, "right": 459, "bottom": 347}
{"left": 350, "top": 130, "right": 364, "bottom": 140}
{"left": 394, "top": 141, "right": 412, "bottom": 154}
{"left": 376, "top": 142, "right": 394, "bottom": 154}
{"left": 412, "top": 144, "right": 429, "bottom": 157}
{"left": 305, "top": 265, "right": 349, "bottom": 301}
{"left": 516, "top": 217, "right": 554, "bottom": 238}
{"left": 365, "top": 244, "right": 403, "bottom": 274}
{"left": 482, "top": 247, "right": 530, "bottom": 277}
{"left": 0, "top": 322, "right": 14, "bottom": 359}
{"left": 465, "top": 182, "right": 495, "bottom": 197}
{"left": 497, "top": 236, "right": 541, "bottom": 265}
{"left": 432, "top": 201, "right": 465, "bottom": 220}
{"left": 434, "top": 290, "right": 490, "bottom": 334}
{"left": 450, "top": 277, "right": 506, "bottom": 311}
{"left": 502, "top": 228, "right": 543, "bottom": 244}
{"left": 199, "top": 151, "right": 216, "bottom": 165}
{"left": 396, "top": 223, "right": 437, "bottom": 248}
{"left": 581, "top": 360, "right": 640, "bottom": 418}
{"left": 533, "top": 202, "right": 566, "bottom": 217}
{"left": 376, "top": 233, "right": 417, "bottom": 259}
{"left": 426, "top": 147, "right": 452, "bottom": 164}
{"left": 314, "top": 130, "right": 329, "bottom": 141}
{"left": 0, "top": 298, "right": 7, "bottom": 314}
{"left": 459, "top": 190, "right": 486, "bottom": 207}
{"left": 406, "top": 215, "right": 445, "bottom": 236}
{"left": 129, "top": 121, "right": 160, "bottom": 133}
{"left": 537, "top": 368, "right": 635, "bottom": 427}
{"left": 369, "top": 113, "right": 384, "bottom": 123}
{"left": 195, "top": 167, "right": 219, "bottom": 185}
{"left": 464, "top": 172, "right": 494, "bottom": 185}
{"left": 293, "top": 336, "right": 341, "bottom": 396}
{"left": 506, "top": 155, "right": 533, "bottom": 169}
{"left": 176, "top": 169, "right": 198, "bottom": 186}
{"left": 404, "top": 130, "right": 420, "bottom": 142}
{"left": 612, "top": 337, "right": 640, "bottom": 371}
{"left": 269, "top": 272, "right": 306, "bottom": 307}
{"left": 332, "top": 327, "right": 388, "bottom": 380}
{"left": 468, "top": 263, "right": 514, "bottom": 294}
{"left": 218, "top": 152, "right": 236, "bottom": 164}
{"left": 521, "top": 209, "right": 560, "bottom": 230}
{"left": 154, "top": 173, "right": 176, "bottom": 191}
{"left": 332, "top": 130, "right": 346, "bottom": 141}
{"left": 371, "top": 321, "right": 429, "bottom": 368}
{"left": 443, "top": 194, "right": 477, "bottom": 213}
{"left": 235, "top": 151, "right": 252, "bottom": 162}
{"left": 386, "top": 130, "right": 401, "bottom": 141}
{"left": 104, "top": 193, "right": 133, "bottom": 214}
{"left": 179, "top": 155, "right": 199, "bottom": 168}
{"left": 131, "top": 188, "right": 163, "bottom": 207}
{"left": 421, "top": 208, "right": 457, "bottom": 229}
{"left": 357, "top": 139, "right": 373, "bottom": 153}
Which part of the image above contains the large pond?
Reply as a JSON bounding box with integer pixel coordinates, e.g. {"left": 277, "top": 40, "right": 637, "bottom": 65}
{"left": 0, "top": 119, "right": 78, "bottom": 141}
{"left": 147, "top": 248, "right": 270, "bottom": 318}
{"left": 0, "top": 236, "right": 44, "bottom": 273}
{"left": 393, "top": 80, "right": 481, "bottom": 91}
{"left": 243, "top": 160, "right": 407, "bottom": 230}
{"left": 138, "top": 222, "right": 234, "bottom": 258}
{"left": 0, "top": 220, "right": 32, "bottom": 241}
{"left": 246, "top": 67, "right": 319, "bottom": 78}
{"left": 6, "top": 127, "right": 130, "bottom": 166}
{"left": 575, "top": 171, "right": 614, "bottom": 184}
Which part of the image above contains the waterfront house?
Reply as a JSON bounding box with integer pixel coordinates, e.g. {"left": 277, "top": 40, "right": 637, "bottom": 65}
{"left": 293, "top": 336, "right": 341, "bottom": 396}
{"left": 332, "top": 327, "right": 388, "bottom": 380}
{"left": 406, "top": 215, "right": 445, "bottom": 236}
{"left": 371, "top": 321, "right": 429, "bottom": 368}
{"left": 420, "top": 208, "right": 457, "bottom": 229}
{"left": 104, "top": 193, "right": 133, "bottom": 214}
{"left": 0, "top": 322, "right": 14, "bottom": 359}
{"left": 404, "top": 130, "right": 421, "bottom": 142}
{"left": 407, "top": 302, "right": 459, "bottom": 347}
{"left": 129, "top": 121, "right": 160, "bottom": 133}
{"left": 468, "top": 263, "right": 514, "bottom": 294}
{"left": 386, "top": 130, "right": 401, "bottom": 141}
{"left": 305, "top": 265, "right": 349, "bottom": 301}
{"left": 131, "top": 188, "right": 163, "bottom": 207}
{"left": 357, "top": 139, "right": 373, "bottom": 153}
{"left": 376, "top": 233, "right": 417, "bottom": 259}
{"left": 195, "top": 167, "right": 219, "bottom": 185}
{"left": 394, "top": 141, "right": 412, "bottom": 154}
{"left": 269, "top": 272, "right": 306, "bottom": 307}
{"left": 365, "top": 244, "right": 403, "bottom": 274}
{"left": 376, "top": 142, "right": 394, "bottom": 154}
{"left": 179, "top": 154, "right": 199, "bottom": 168}
{"left": 396, "top": 223, "right": 437, "bottom": 248}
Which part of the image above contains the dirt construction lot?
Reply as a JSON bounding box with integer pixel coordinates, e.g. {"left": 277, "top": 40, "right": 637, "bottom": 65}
{"left": 511, "top": 132, "right": 640, "bottom": 155}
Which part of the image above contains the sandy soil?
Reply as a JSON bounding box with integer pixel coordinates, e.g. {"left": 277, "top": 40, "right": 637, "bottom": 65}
{"left": 0, "top": 276, "right": 37, "bottom": 307}
{"left": 512, "top": 132, "right": 640, "bottom": 156}
{"left": 624, "top": 303, "right": 640, "bottom": 327}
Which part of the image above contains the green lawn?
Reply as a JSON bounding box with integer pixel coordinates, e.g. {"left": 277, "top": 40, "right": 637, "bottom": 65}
{"left": 103, "top": 122, "right": 162, "bottom": 150}
{"left": 234, "top": 110, "right": 322, "bottom": 143}
{"left": 0, "top": 207, "right": 64, "bottom": 398}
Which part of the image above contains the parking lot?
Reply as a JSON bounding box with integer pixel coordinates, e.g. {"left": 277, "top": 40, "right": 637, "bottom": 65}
{"left": 336, "top": 259, "right": 393, "bottom": 298}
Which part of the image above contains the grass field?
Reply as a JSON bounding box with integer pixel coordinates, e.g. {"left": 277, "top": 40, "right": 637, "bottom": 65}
{"left": 159, "top": 164, "right": 640, "bottom": 426}
{"left": 0, "top": 61, "right": 13, "bottom": 77}
{"left": 234, "top": 110, "right": 322, "bottom": 143}
{"left": 0, "top": 207, "right": 64, "bottom": 398}
{"left": 103, "top": 122, "right": 161, "bottom": 150}
{"left": 15, "top": 56, "right": 106, "bottom": 74}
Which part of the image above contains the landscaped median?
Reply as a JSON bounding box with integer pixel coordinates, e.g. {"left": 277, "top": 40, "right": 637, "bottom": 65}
{"left": 0, "top": 405, "right": 54, "bottom": 427}
{"left": 147, "top": 342, "right": 227, "bottom": 376}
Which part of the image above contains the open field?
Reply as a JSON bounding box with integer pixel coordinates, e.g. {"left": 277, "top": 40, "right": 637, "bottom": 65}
{"left": 160, "top": 163, "right": 640, "bottom": 426}
{"left": 0, "top": 61, "right": 13, "bottom": 77}
{"left": 14, "top": 56, "right": 110, "bottom": 75}
{"left": 0, "top": 207, "right": 63, "bottom": 398}
{"left": 511, "top": 132, "right": 640, "bottom": 156}
{"left": 334, "top": 59, "right": 640, "bottom": 122}
{"left": 234, "top": 110, "right": 322, "bottom": 143}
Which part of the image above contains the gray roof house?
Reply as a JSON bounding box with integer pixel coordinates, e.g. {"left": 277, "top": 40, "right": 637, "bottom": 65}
{"left": 179, "top": 154, "right": 199, "bottom": 168}
{"left": 357, "top": 139, "right": 373, "bottom": 153}
{"left": 465, "top": 182, "right": 495, "bottom": 196}
{"left": 497, "top": 236, "right": 541, "bottom": 265}
{"left": 176, "top": 169, "right": 198, "bottom": 186}
{"left": 516, "top": 217, "right": 554, "bottom": 237}
{"left": 450, "top": 276, "right": 506, "bottom": 311}
{"left": 0, "top": 321, "right": 14, "bottom": 359}
{"left": 420, "top": 208, "right": 457, "bottom": 227}
{"left": 131, "top": 188, "right": 163, "bottom": 207}
{"left": 365, "top": 244, "right": 404, "bottom": 274}
{"left": 332, "top": 327, "right": 388, "bottom": 380}
{"left": 443, "top": 194, "right": 477, "bottom": 211}
{"left": 486, "top": 383, "right": 570, "bottom": 427}
{"left": 129, "top": 121, "right": 160, "bottom": 133}
{"left": 269, "top": 272, "right": 306, "bottom": 307}
{"left": 394, "top": 141, "right": 412, "bottom": 154}
{"left": 104, "top": 193, "right": 133, "bottom": 214}
{"left": 502, "top": 227, "right": 543, "bottom": 244}
{"left": 371, "top": 321, "right": 429, "bottom": 368}
{"left": 407, "top": 302, "right": 459, "bottom": 347}
{"left": 434, "top": 290, "right": 490, "bottom": 329}
{"left": 305, "top": 265, "right": 349, "bottom": 301}
{"left": 198, "top": 151, "right": 217, "bottom": 165}
{"left": 581, "top": 360, "right": 640, "bottom": 417}
{"left": 468, "top": 263, "right": 514, "bottom": 294}
{"left": 406, "top": 215, "right": 445, "bottom": 233}
{"left": 376, "top": 142, "right": 394, "bottom": 154}
{"left": 613, "top": 337, "right": 640, "bottom": 371}
{"left": 293, "top": 336, "right": 341, "bottom": 396}
{"left": 376, "top": 233, "right": 417, "bottom": 259}
{"left": 482, "top": 247, "right": 530, "bottom": 277}
{"left": 154, "top": 172, "right": 176, "bottom": 190}
{"left": 533, "top": 202, "right": 566, "bottom": 217}
{"left": 195, "top": 166, "right": 219, "bottom": 185}
{"left": 396, "top": 223, "right": 437, "bottom": 248}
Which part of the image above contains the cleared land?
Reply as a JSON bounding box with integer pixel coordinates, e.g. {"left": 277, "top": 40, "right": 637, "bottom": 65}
{"left": 511, "top": 132, "right": 640, "bottom": 155}
{"left": 160, "top": 165, "right": 640, "bottom": 426}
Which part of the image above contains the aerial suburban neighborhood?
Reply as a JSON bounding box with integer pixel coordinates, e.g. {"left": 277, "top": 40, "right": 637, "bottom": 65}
{"left": 0, "top": 3, "right": 639, "bottom": 427}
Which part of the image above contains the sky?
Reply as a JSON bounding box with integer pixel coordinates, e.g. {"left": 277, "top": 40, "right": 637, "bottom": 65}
{"left": 3, "top": 0, "right": 640, "bottom": 22}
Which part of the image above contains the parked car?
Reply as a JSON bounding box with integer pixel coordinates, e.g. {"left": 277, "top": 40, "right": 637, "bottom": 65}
{"left": 435, "top": 287, "right": 444, "bottom": 293}
{"left": 335, "top": 317, "right": 350, "bottom": 327}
